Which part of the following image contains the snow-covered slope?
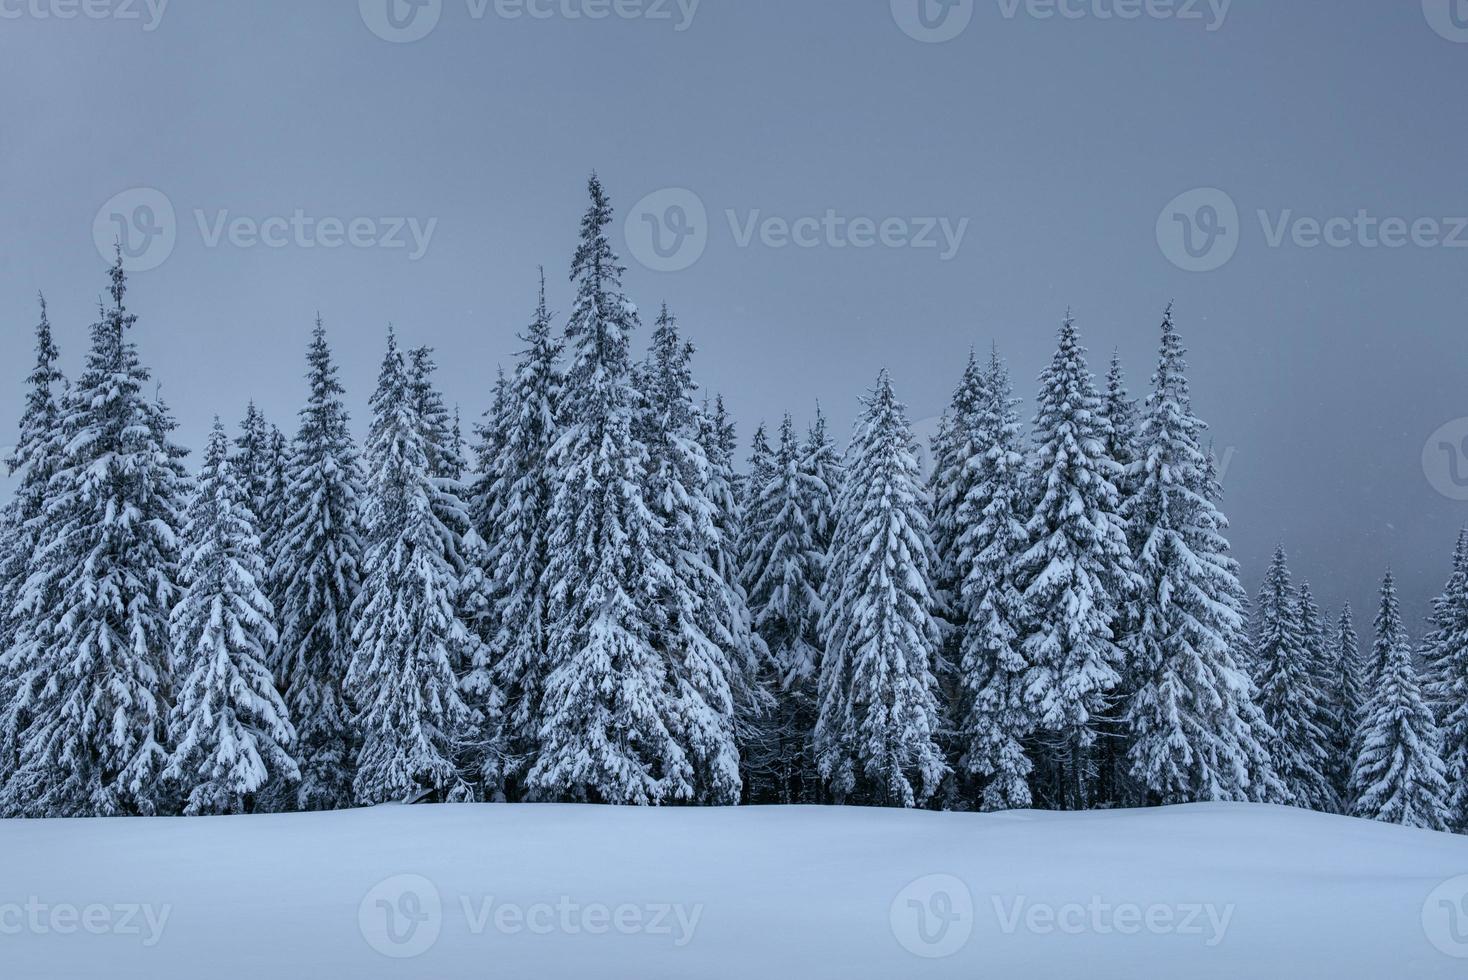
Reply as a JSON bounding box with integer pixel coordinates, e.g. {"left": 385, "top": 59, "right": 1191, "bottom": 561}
{"left": 3, "top": 802, "right": 1467, "bottom": 979}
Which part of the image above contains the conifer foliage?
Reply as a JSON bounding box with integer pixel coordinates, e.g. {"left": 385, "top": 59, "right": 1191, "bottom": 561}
{"left": 952, "top": 349, "right": 1035, "bottom": 810}
{"left": 1349, "top": 570, "right": 1450, "bottom": 830}
{"left": 272, "top": 318, "right": 363, "bottom": 811}
{"left": 1253, "top": 547, "right": 1334, "bottom": 811}
{"left": 1427, "top": 531, "right": 1468, "bottom": 832}
{"left": 1121, "top": 309, "right": 1275, "bottom": 806}
{"left": 1017, "top": 315, "right": 1136, "bottom": 810}
{"left": 528, "top": 176, "right": 691, "bottom": 805}
{"left": 2, "top": 176, "right": 1463, "bottom": 830}
{"left": 0, "top": 295, "right": 64, "bottom": 785}
{"left": 815, "top": 370, "right": 946, "bottom": 807}
{"left": 347, "top": 332, "right": 480, "bottom": 805}
{"left": 167, "top": 421, "right": 298, "bottom": 815}
{"left": 3, "top": 254, "right": 188, "bottom": 817}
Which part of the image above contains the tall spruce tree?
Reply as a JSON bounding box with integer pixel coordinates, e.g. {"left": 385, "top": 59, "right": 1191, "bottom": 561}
{"left": 527, "top": 175, "right": 691, "bottom": 805}
{"left": 738, "top": 421, "right": 776, "bottom": 598}
{"left": 953, "top": 348, "right": 1036, "bottom": 810}
{"left": 1253, "top": 546, "right": 1334, "bottom": 810}
{"left": 815, "top": 370, "right": 947, "bottom": 807}
{"left": 478, "top": 272, "right": 562, "bottom": 799}
{"left": 0, "top": 295, "right": 64, "bottom": 790}
{"left": 1121, "top": 311, "right": 1277, "bottom": 805}
{"left": 1096, "top": 347, "right": 1142, "bottom": 804}
{"left": 347, "top": 331, "right": 480, "bottom": 805}
{"left": 166, "top": 421, "right": 298, "bottom": 815}
{"left": 1333, "top": 602, "right": 1366, "bottom": 808}
{"left": 745, "top": 413, "right": 826, "bottom": 803}
{"left": 272, "top": 316, "right": 363, "bottom": 811}
{"left": 928, "top": 353, "right": 989, "bottom": 778}
{"left": 929, "top": 354, "right": 988, "bottom": 631}
{"left": 234, "top": 403, "right": 275, "bottom": 538}
{"left": 639, "top": 306, "right": 744, "bottom": 805}
{"left": 1018, "top": 315, "right": 1136, "bottom": 810}
{"left": 3, "top": 254, "right": 187, "bottom": 817}
{"left": 1426, "top": 531, "right": 1468, "bottom": 831}
{"left": 1350, "top": 570, "right": 1450, "bottom": 830}
{"left": 1294, "top": 583, "right": 1341, "bottom": 813}
{"left": 802, "top": 405, "right": 843, "bottom": 559}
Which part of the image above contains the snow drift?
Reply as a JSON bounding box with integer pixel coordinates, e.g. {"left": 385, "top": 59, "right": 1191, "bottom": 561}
{"left": 3, "top": 802, "right": 1467, "bottom": 979}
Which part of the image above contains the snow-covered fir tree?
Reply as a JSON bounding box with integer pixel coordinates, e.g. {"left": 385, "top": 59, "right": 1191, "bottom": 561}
{"left": 271, "top": 316, "right": 363, "bottom": 811}
{"left": 232, "top": 403, "right": 284, "bottom": 661}
{"left": 738, "top": 421, "right": 776, "bottom": 598}
{"left": 1294, "top": 583, "right": 1341, "bottom": 813}
{"left": 166, "top": 420, "right": 298, "bottom": 815}
{"left": 802, "top": 405, "right": 843, "bottom": 559}
{"left": 929, "top": 353, "right": 988, "bottom": 630}
{"left": 928, "top": 352, "right": 989, "bottom": 773}
{"left": 0, "top": 295, "right": 64, "bottom": 790}
{"left": 1017, "top": 315, "right": 1136, "bottom": 810}
{"left": 1120, "top": 310, "right": 1277, "bottom": 806}
{"left": 3, "top": 254, "right": 188, "bottom": 817}
{"left": 1349, "top": 569, "right": 1450, "bottom": 830}
{"left": 744, "top": 413, "right": 826, "bottom": 803}
{"left": 815, "top": 370, "right": 947, "bottom": 807}
{"left": 234, "top": 403, "right": 276, "bottom": 543}
{"left": 638, "top": 305, "right": 744, "bottom": 805}
{"left": 1253, "top": 546, "right": 1335, "bottom": 811}
{"left": 1095, "top": 347, "right": 1143, "bottom": 803}
{"left": 1426, "top": 530, "right": 1468, "bottom": 832}
{"left": 1333, "top": 602, "right": 1365, "bottom": 807}
{"left": 697, "top": 393, "right": 771, "bottom": 769}
{"left": 527, "top": 175, "right": 691, "bottom": 805}
{"left": 952, "top": 348, "right": 1036, "bottom": 810}
{"left": 347, "top": 330, "right": 480, "bottom": 805}
{"left": 475, "top": 273, "right": 562, "bottom": 799}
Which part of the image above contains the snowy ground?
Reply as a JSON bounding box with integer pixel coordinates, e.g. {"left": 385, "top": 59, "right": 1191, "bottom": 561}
{"left": 3, "top": 802, "right": 1468, "bottom": 979}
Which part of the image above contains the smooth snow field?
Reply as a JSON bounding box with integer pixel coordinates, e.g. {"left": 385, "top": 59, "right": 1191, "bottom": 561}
{"left": 3, "top": 802, "right": 1468, "bottom": 979}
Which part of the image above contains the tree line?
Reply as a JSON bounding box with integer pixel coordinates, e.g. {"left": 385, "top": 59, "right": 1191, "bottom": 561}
{"left": 0, "top": 175, "right": 1464, "bottom": 832}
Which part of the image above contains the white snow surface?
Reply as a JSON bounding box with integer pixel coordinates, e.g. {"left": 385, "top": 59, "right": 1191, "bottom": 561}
{"left": 3, "top": 801, "right": 1468, "bottom": 978}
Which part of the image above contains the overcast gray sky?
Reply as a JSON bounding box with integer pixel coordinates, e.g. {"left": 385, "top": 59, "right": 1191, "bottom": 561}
{"left": 2, "top": 0, "right": 1466, "bottom": 631}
